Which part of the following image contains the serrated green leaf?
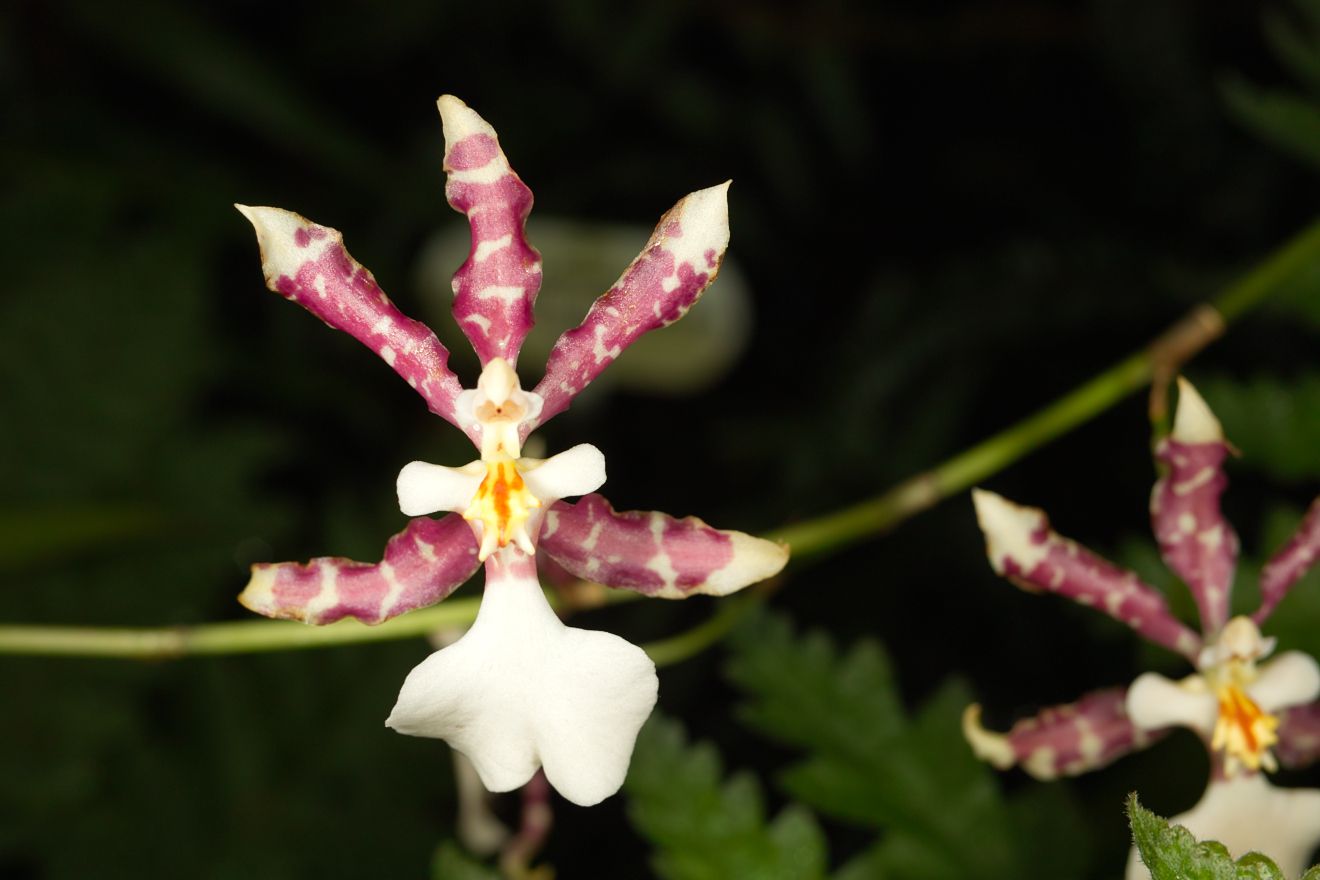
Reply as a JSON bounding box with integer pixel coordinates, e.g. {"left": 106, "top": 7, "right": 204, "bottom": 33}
{"left": 625, "top": 715, "right": 829, "bottom": 880}
{"left": 1128, "top": 794, "right": 1290, "bottom": 880}
{"left": 430, "top": 841, "right": 501, "bottom": 880}
{"left": 727, "top": 612, "right": 1021, "bottom": 880}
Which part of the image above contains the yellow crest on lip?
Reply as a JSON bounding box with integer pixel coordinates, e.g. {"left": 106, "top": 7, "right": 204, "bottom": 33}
{"left": 463, "top": 455, "right": 540, "bottom": 561}
{"left": 1212, "top": 679, "right": 1279, "bottom": 776}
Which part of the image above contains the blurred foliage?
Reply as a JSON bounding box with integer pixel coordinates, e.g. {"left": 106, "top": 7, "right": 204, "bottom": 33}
{"left": 7, "top": 0, "right": 1320, "bottom": 877}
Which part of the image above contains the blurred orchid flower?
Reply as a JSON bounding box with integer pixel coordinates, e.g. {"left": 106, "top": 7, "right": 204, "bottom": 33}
{"left": 963, "top": 379, "right": 1320, "bottom": 878}
{"left": 235, "top": 96, "right": 787, "bottom": 806}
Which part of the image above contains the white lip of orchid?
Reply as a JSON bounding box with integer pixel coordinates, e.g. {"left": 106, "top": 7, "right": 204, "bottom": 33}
{"left": 1127, "top": 616, "right": 1320, "bottom": 778}
{"left": 385, "top": 557, "right": 658, "bottom": 806}
{"left": 455, "top": 357, "right": 545, "bottom": 460}
{"left": 397, "top": 443, "right": 607, "bottom": 562}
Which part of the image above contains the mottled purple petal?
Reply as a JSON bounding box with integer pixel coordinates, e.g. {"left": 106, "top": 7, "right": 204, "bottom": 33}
{"left": 239, "top": 514, "right": 480, "bottom": 625}
{"left": 1277, "top": 700, "right": 1320, "bottom": 769}
{"left": 529, "top": 183, "right": 731, "bottom": 430}
{"left": 538, "top": 494, "right": 787, "bottom": 598}
{"left": 437, "top": 96, "right": 542, "bottom": 367}
{"left": 237, "top": 205, "right": 472, "bottom": 437}
{"left": 1151, "top": 379, "right": 1239, "bottom": 635}
{"left": 973, "top": 490, "right": 1203, "bottom": 659}
{"left": 1256, "top": 497, "right": 1320, "bottom": 624}
{"left": 963, "top": 688, "right": 1166, "bottom": 780}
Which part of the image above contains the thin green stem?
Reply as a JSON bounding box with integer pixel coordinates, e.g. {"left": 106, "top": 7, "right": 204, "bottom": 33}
{"left": 4, "top": 217, "right": 1320, "bottom": 661}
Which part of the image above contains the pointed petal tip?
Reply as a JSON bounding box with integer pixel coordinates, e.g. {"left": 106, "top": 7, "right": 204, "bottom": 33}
{"left": 971, "top": 489, "right": 1048, "bottom": 575}
{"left": 236, "top": 564, "right": 278, "bottom": 617}
{"left": 961, "top": 704, "right": 1015, "bottom": 769}
{"left": 705, "top": 532, "right": 789, "bottom": 596}
{"left": 1172, "top": 376, "right": 1224, "bottom": 444}
{"left": 437, "top": 94, "right": 496, "bottom": 149}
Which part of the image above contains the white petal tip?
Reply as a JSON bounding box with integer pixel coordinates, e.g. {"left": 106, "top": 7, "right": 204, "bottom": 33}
{"left": 437, "top": 95, "right": 497, "bottom": 149}
{"left": 680, "top": 182, "right": 731, "bottom": 227}
{"left": 396, "top": 460, "right": 484, "bottom": 517}
{"left": 701, "top": 533, "right": 789, "bottom": 597}
{"left": 961, "top": 704, "right": 1015, "bottom": 769}
{"left": 237, "top": 565, "right": 280, "bottom": 618}
{"left": 971, "top": 489, "right": 1047, "bottom": 575}
{"left": 1127, "top": 671, "right": 1216, "bottom": 735}
{"left": 1172, "top": 377, "right": 1224, "bottom": 444}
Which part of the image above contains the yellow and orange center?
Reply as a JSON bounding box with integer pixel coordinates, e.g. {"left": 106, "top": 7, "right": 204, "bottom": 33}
{"left": 1211, "top": 677, "right": 1279, "bottom": 775}
{"left": 463, "top": 455, "right": 540, "bottom": 560}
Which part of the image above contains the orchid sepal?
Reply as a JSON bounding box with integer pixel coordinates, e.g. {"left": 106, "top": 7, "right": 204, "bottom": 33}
{"left": 235, "top": 205, "right": 470, "bottom": 436}
{"left": 530, "top": 181, "right": 731, "bottom": 431}
{"left": 1151, "top": 378, "right": 1239, "bottom": 635}
{"left": 539, "top": 493, "right": 788, "bottom": 598}
{"left": 438, "top": 96, "right": 542, "bottom": 367}
{"left": 962, "top": 687, "right": 1163, "bottom": 781}
{"left": 239, "top": 514, "right": 480, "bottom": 625}
{"left": 971, "top": 489, "right": 1203, "bottom": 659}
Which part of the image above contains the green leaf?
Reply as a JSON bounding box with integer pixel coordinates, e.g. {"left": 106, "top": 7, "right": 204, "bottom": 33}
{"left": 726, "top": 612, "right": 1021, "bottom": 880}
{"left": 625, "top": 715, "right": 829, "bottom": 880}
{"left": 1197, "top": 374, "right": 1320, "bottom": 482}
{"left": 430, "top": 841, "right": 501, "bottom": 880}
{"left": 1128, "top": 794, "right": 1288, "bottom": 880}
{"left": 1221, "top": 74, "right": 1320, "bottom": 174}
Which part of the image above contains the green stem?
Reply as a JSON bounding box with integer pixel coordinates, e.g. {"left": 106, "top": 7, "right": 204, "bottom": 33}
{"left": 4, "top": 217, "right": 1320, "bottom": 662}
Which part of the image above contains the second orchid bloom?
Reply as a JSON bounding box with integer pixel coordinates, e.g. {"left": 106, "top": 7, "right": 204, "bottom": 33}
{"left": 236, "top": 96, "right": 787, "bottom": 806}
{"left": 965, "top": 378, "right": 1320, "bottom": 878}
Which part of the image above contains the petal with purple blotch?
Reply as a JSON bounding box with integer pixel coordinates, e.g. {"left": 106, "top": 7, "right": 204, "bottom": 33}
{"left": 537, "top": 494, "right": 788, "bottom": 598}
{"left": 972, "top": 489, "right": 1203, "bottom": 659}
{"left": 530, "top": 182, "right": 731, "bottom": 431}
{"left": 1256, "top": 496, "right": 1320, "bottom": 624}
{"left": 437, "top": 96, "right": 542, "bottom": 367}
{"left": 1151, "top": 379, "right": 1239, "bottom": 635}
{"left": 239, "top": 514, "right": 480, "bottom": 625}
{"left": 1276, "top": 700, "right": 1320, "bottom": 769}
{"left": 963, "top": 687, "right": 1165, "bottom": 780}
{"left": 235, "top": 205, "right": 472, "bottom": 438}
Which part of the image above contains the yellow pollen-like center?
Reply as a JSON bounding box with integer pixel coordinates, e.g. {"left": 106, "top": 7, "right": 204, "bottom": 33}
{"left": 1211, "top": 680, "right": 1279, "bottom": 776}
{"left": 462, "top": 456, "right": 540, "bottom": 561}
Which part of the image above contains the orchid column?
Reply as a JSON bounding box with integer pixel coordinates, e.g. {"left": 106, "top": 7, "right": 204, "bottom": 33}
{"left": 963, "top": 379, "right": 1320, "bottom": 879}
{"left": 235, "top": 96, "right": 787, "bottom": 806}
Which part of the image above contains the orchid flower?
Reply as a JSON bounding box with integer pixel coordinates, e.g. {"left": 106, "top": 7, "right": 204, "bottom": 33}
{"left": 235, "top": 96, "right": 788, "bottom": 806}
{"left": 962, "top": 378, "right": 1320, "bottom": 878}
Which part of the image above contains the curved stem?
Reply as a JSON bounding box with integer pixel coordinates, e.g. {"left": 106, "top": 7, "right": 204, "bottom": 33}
{"left": 3, "top": 217, "right": 1320, "bottom": 661}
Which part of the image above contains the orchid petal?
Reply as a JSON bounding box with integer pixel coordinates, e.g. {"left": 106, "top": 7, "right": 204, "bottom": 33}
{"left": 539, "top": 494, "right": 788, "bottom": 598}
{"left": 235, "top": 205, "right": 470, "bottom": 435}
{"left": 1248, "top": 651, "right": 1320, "bottom": 714}
{"left": 239, "top": 514, "right": 479, "bottom": 625}
{"left": 386, "top": 554, "right": 657, "bottom": 806}
{"left": 1126, "top": 672, "right": 1217, "bottom": 736}
{"left": 438, "top": 96, "right": 542, "bottom": 366}
{"left": 1125, "top": 775, "right": 1320, "bottom": 880}
{"left": 1276, "top": 700, "right": 1320, "bottom": 769}
{"left": 972, "top": 489, "right": 1203, "bottom": 659}
{"left": 1256, "top": 496, "right": 1320, "bottom": 624}
{"left": 1151, "top": 378, "right": 1239, "bottom": 635}
{"left": 530, "top": 182, "right": 731, "bottom": 430}
{"left": 520, "top": 444, "right": 607, "bottom": 506}
{"left": 397, "top": 460, "right": 485, "bottom": 516}
{"left": 962, "top": 687, "right": 1164, "bottom": 781}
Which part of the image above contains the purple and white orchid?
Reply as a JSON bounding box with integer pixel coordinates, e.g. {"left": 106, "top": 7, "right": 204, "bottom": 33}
{"left": 963, "top": 379, "right": 1320, "bottom": 878}
{"left": 235, "top": 96, "right": 787, "bottom": 807}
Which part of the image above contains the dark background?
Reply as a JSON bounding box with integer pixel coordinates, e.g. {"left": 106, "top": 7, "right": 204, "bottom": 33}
{"left": 7, "top": 0, "right": 1320, "bottom": 876}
